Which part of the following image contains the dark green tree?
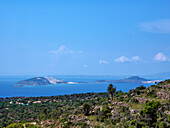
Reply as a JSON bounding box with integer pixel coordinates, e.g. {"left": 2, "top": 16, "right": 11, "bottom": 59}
{"left": 140, "top": 101, "right": 161, "bottom": 127}
{"left": 83, "top": 102, "right": 92, "bottom": 116}
{"left": 107, "top": 84, "right": 116, "bottom": 100}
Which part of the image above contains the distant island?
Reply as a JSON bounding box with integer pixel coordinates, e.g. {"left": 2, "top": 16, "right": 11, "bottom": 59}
{"left": 15, "top": 77, "right": 73, "bottom": 87}
{"left": 96, "top": 76, "right": 160, "bottom": 84}
{"left": 15, "top": 76, "right": 161, "bottom": 87}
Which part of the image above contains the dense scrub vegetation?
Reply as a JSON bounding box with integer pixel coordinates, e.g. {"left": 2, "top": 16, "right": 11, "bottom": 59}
{"left": 0, "top": 80, "right": 169, "bottom": 128}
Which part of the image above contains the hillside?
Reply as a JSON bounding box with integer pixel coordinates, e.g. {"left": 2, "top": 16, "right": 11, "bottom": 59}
{"left": 0, "top": 80, "right": 169, "bottom": 128}
{"left": 97, "top": 76, "right": 151, "bottom": 84}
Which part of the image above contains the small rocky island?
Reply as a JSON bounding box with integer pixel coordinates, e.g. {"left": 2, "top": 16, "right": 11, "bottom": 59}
{"left": 15, "top": 77, "right": 68, "bottom": 87}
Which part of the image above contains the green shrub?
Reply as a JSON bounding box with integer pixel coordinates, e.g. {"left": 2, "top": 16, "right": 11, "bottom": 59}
{"left": 83, "top": 102, "right": 92, "bottom": 116}
{"left": 96, "top": 111, "right": 105, "bottom": 122}
{"left": 140, "top": 101, "right": 161, "bottom": 126}
{"left": 147, "top": 90, "right": 157, "bottom": 98}
{"left": 62, "top": 121, "right": 73, "bottom": 128}
{"left": 168, "top": 115, "right": 170, "bottom": 123}
{"left": 136, "top": 85, "right": 146, "bottom": 90}
{"left": 102, "top": 105, "right": 111, "bottom": 114}
{"left": 7, "top": 123, "right": 24, "bottom": 128}
{"left": 130, "top": 120, "right": 135, "bottom": 125}
{"left": 81, "top": 122, "right": 88, "bottom": 128}
{"left": 131, "top": 98, "right": 139, "bottom": 103}
{"left": 159, "top": 121, "right": 167, "bottom": 128}
{"left": 135, "top": 122, "right": 143, "bottom": 128}
{"left": 129, "top": 125, "right": 135, "bottom": 128}
{"left": 112, "top": 118, "right": 120, "bottom": 125}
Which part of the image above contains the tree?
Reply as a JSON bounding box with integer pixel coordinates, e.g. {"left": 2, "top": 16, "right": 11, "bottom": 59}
{"left": 140, "top": 101, "right": 160, "bottom": 126}
{"left": 83, "top": 103, "right": 92, "bottom": 116}
{"left": 107, "top": 84, "right": 116, "bottom": 100}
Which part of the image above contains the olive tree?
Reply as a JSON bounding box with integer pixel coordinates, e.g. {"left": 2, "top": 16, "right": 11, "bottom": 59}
{"left": 107, "top": 84, "right": 116, "bottom": 100}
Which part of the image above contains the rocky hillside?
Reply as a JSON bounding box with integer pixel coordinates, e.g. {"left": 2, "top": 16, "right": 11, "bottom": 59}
{"left": 0, "top": 79, "right": 169, "bottom": 128}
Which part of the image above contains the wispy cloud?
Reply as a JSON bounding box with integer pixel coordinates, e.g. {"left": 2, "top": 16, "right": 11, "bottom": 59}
{"left": 49, "top": 45, "right": 66, "bottom": 55}
{"left": 49, "top": 45, "right": 83, "bottom": 55}
{"left": 115, "top": 56, "right": 141, "bottom": 63}
{"left": 99, "top": 60, "right": 109, "bottom": 64}
{"left": 140, "top": 19, "right": 170, "bottom": 34}
{"left": 131, "top": 56, "right": 140, "bottom": 61}
{"left": 83, "top": 64, "right": 88, "bottom": 68}
{"left": 154, "top": 52, "right": 167, "bottom": 62}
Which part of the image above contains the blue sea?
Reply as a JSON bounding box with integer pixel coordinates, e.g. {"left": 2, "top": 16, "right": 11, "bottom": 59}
{"left": 0, "top": 76, "right": 156, "bottom": 98}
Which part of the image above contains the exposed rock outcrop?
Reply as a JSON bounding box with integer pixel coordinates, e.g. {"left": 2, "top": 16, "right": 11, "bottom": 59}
{"left": 156, "top": 91, "right": 170, "bottom": 100}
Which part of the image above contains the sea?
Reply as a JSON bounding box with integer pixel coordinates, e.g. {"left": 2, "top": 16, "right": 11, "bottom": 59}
{"left": 0, "top": 75, "right": 157, "bottom": 98}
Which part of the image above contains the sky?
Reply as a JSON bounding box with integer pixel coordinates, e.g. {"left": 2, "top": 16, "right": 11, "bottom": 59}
{"left": 0, "top": 0, "right": 170, "bottom": 76}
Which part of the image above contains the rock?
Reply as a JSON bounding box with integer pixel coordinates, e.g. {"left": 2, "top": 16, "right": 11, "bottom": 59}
{"left": 156, "top": 91, "right": 170, "bottom": 100}
{"left": 160, "top": 84, "right": 170, "bottom": 88}
{"left": 112, "top": 101, "right": 128, "bottom": 106}
{"left": 164, "top": 111, "right": 170, "bottom": 115}
{"left": 134, "top": 97, "right": 151, "bottom": 104}
{"left": 129, "top": 107, "right": 139, "bottom": 115}
{"left": 68, "top": 115, "right": 87, "bottom": 123}
{"left": 33, "top": 101, "right": 41, "bottom": 104}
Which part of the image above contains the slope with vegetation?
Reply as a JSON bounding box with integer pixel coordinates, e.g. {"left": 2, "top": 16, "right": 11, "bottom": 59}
{"left": 0, "top": 80, "right": 169, "bottom": 128}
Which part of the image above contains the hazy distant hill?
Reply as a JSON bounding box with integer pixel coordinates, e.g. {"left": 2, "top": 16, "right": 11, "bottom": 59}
{"left": 97, "top": 76, "right": 149, "bottom": 84}
{"left": 111, "top": 76, "right": 149, "bottom": 83}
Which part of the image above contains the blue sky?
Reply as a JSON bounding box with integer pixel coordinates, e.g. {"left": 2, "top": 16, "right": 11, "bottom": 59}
{"left": 0, "top": 0, "right": 170, "bottom": 76}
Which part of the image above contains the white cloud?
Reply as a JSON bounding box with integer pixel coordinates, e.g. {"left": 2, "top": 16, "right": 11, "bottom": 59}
{"left": 83, "top": 65, "right": 88, "bottom": 68}
{"left": 49, "top": 45, "right": 83, "bottom": 55}
{"left": 115, "top": 56, "right": 141, "bottom": 63}
{"left": 115, "top": 56, "right": 130, "bottom": 62}
{"left": 154, "top": 52, "right": 167, "bottom": 61}
{"left": 140, "top": 19, "right": 170, "bottom": 34}
{"left": 131, "top": 56, "right": 140, "bottom": 61}
{"left": 99, "top": 60, "right": 109, "bottom": 64}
